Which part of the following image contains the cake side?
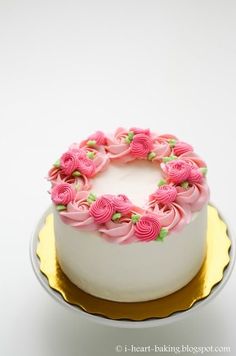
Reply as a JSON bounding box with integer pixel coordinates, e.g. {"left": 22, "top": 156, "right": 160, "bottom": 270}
{"left": 54, "top": 204, "right": 208, "bottom": 302}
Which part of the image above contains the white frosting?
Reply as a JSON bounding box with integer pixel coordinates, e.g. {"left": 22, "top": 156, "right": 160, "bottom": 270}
{"left": 53, "top": 159, "right": 208, "bottom": 302}
{"left": 91, "top": 160, "right": 162, "bottom": 207}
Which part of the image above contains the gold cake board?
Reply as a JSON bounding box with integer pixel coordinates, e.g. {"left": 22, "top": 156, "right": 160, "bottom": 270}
{"left": 32, "top": 205, "right": 232, "bottom": 323}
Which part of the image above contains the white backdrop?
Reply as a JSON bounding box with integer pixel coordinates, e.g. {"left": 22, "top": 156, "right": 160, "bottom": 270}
{"left": 0, "top": 0, "right": 236, "bottom": 355}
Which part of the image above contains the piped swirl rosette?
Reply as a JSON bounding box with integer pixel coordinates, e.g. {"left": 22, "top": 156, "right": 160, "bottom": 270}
{"left": 48, "top": 127, "right": 209, "bottom": 244}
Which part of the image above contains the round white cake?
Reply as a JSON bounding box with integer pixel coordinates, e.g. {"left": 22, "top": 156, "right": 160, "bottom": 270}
{"left": 48, "top": 128, "right": 209, "bottom": 302}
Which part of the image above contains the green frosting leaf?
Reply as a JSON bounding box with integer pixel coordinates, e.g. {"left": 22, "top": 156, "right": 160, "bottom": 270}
{"left": 53, "top": 159, "right": 60, "bottom": 168}
{"left": 128, "top": 131, "right": 134, "bottom": 140}
{"left": 131, "top": 214, "right": 140, "bottom": 223}
{"left": 72, "top": 170, "right": 81, "bottom": 177}
{"left": 89, "top": 192, "right": 97, "bottom": 200}
{"left": 124, "top": 131, "right": 134, "bottom": 144}
{"left": 200, "top": 167, "right": 208, "bottom": 176}
{"left": 87, "top": 151, "right": 95, "bottom": 159}
{"left": 156, "top": 228, "right": 168, "bottom": 241}
{"left": 112, "top": 212, "right": 122, "bottom": 221}
{"left": 87, "top": 192, "right": 97, "bottom": 204}
{"left": 56, "top": 204, "right": 66, "bottom": 211}
{"left": 157, "top": 179, "right": 166, "bottom": 187}
{"left": 163, "top": 155, "right": 177, "bottom": 163}
{"left": 168, "top": 139, "right": 177, "bottom": 148}
{"left": 87, "top": 140, "right": 96, "bottom": 147}
{"left": 181, "top": 181, "right": 189, "bottom": 189}
{"left": 147, "top": 151, "right": 156, "bottom": 161}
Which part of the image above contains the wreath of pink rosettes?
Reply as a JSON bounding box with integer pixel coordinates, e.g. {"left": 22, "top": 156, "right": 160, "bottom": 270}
{"left": 48, "top": 128, "right": 210, "bottom": 244}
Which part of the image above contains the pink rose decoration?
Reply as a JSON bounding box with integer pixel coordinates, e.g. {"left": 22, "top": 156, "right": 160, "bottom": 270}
{"left": 129, "top": 127, "right": 150, "bottom": 136}
{"left": 130, "top": 134, "right": 153, "bottom": 158}
{"left": 176, "top": 181, "right": 209, "bottom": 212}
{"left": 150, "top": 134, "right": 178, "bottom": 161}
{"left": 173, "top": 141, "right": 193, "bottom": 156}
{"left": 158, "top": 134, "right": 178, "bottom": 141}
{"left": 48, "top": 166, "right": 91, "bottom": 190}
{"left": 151, "top": 201, "right": 192, "bottom": 232}
{"left": 77, "top": 156, "right": 96, "bottom": 177}
{"left": 68, "top": 144, "right": 87, "bottom": 155}
{"left": 71, "top": 148, "right": 87, "bottom": 157}
{"left": 60, "top": 151, "right": 79, "bottom": 176}
{"left": 48, "top": 166, "right": 61, "bottom": 183}
{"left": 112, "top": 194, "right": 133, "bottom": 214}
{"left": 51, "top": 183, "right": 76, "bottom": 205}
{"left": 99, "top": 220, "right": 137, "bottom": 244}
{"left": 87, "top": 130, "right": 107, "bottom": 145}
{"left": 152, "top": 185, "right": 177, "bottom": 205}
{"left": 134, "top": 214, "right": 161, "bottom": 241}
{"left": 106, "top": 127, "right": 133, "bottom": 162}
{"left": 79, "top": 131, "right": 107, "bottom": 148}
{"left": 48, "top": 128, "right": 209, "bottom": 244}
{"left": 152, "top": 143, "right": 171, "bottom": 160}
{"left": 165, "top": 159, "right": 191, "bottom": 184}
{"left": 188, "top": 168, "right": 203, "bottom": 184}
{"left": 89, "top": 196, "right": 115, "bottom": 224}
{"left": 60, "top": 191, "right": 98, "bottom": 230}
{"left": 92, "top": 150, "right": 110, "bottom": 175}
{"left": 178, "top": 152, "right": 206, "bottom": 168}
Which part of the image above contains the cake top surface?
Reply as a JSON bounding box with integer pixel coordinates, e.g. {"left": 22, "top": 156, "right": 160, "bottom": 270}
{"left": 48, "top": 127, "right": 209, "bottom": 244}
{"left": 92, "top": 160, "right": 162, "bottom": 207}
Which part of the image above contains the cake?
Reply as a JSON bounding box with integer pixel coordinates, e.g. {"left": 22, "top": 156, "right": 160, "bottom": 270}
{"left": 48, "top": 127, "right": 209, "bottom": 302}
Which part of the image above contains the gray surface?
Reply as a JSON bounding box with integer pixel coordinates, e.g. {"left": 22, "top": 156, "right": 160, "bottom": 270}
{"left": 1, "top": 0, "right": 236, "bottom": 355}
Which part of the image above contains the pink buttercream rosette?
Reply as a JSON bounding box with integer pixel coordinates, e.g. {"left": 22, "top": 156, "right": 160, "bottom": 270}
{"left": 48, "top": 144, "right": 109, "bottom": 189}
{"left": 106, "top": 127, "right": 156, "bottom": 162}
{"left": 47, "top": 128, "right": 209, "bottom": 244}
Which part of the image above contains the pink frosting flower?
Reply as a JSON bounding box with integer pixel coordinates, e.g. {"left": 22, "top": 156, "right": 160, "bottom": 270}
{"left": 152, "top": 143, "right": 171, "bottom": 160}
{"left": 60, "top": 151, "right": 79, "bottom": 176}
{"left": 92, "top": 150, "right": 110, "bottom": 175}
{"left": 130, "top": 134, "right": 153, "bottom": 158}
{"left": 152, "top": 202, "right": 191, "bottom": 232}
{"left": 48, "top": 166, "right": 91, "bottom": 190}
{"left": 89, "top": 195, "right": 115, "bottom": 224}
{"left": 60, "top": 191, "right": 98, "bottom": 230}
{"left": 158, "top": 134, "right": 178, "bottom": 141}
{"left": 129, "top": 127, "right": 150, "bottom": 136}
{"left": 77, "top": 156, "right": 96, "bottom": 177}
{"left": 99, "top": 220, "right": 137, "bottom": 244}
{"left": 176, "top": 181, "right": 209, "bottom": 212}
{"left": 71, "top": 148, "right": 87, "bottom": 157}
{"left": 106, "top": 127, "right": 133, "bottom": 162}
{"left": 173, "top": 141, "right": 193, "bottom": 156}
{"left": 150, "top": 134, "right": 178, "bottom": 161}
{"left": 48, "top": 166, "right": 61, "bottom": 183}
{"left": 188, "top": 168, "right": 203, "bottom": 184}
{"left": 68, "top": 144, "right": 86, "bottom": 154}
{"left": 152, "top": 185, "right": 177, "bottom": 205}
{"left": 178, "top": 152, "right": 207, "bottom": 168}
{"left": 112, "top": 194, "right": 133, "bottom": 214}
{"left": 87, "top": 130, "right": 107, "bottom": 145}
{"left": 78, "top": 131, "right": 107, "bottom": 149}
{"left": 165, "top": 159, "right": 191, "bottom": 184}
{"left": 51, "top": 183, "right": 76, "bottom": 205}
{"left": 134, "top": 214, "right": 161, "bottom": 241}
